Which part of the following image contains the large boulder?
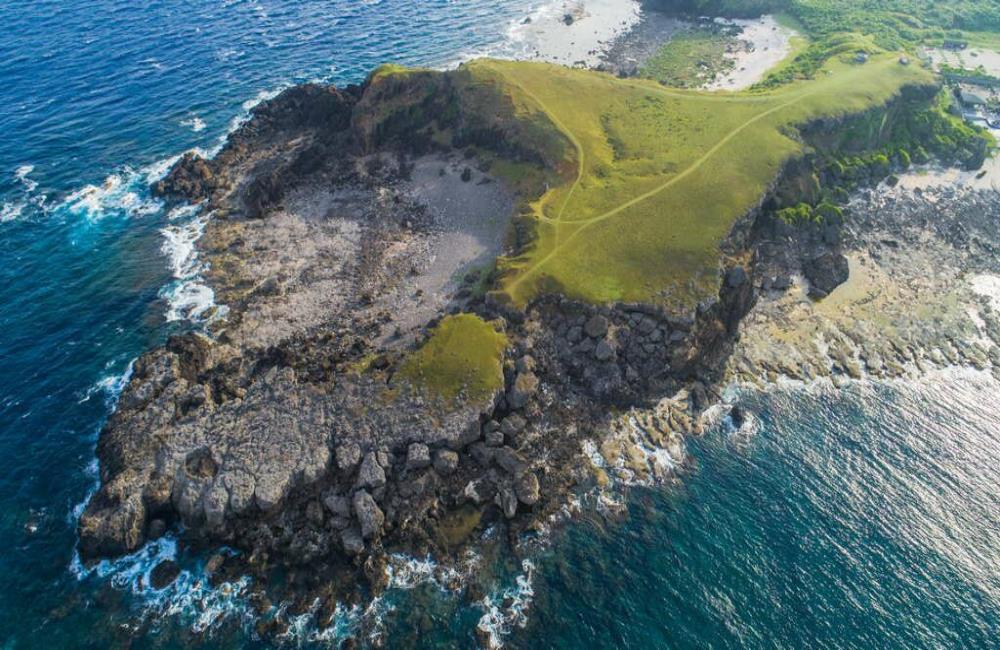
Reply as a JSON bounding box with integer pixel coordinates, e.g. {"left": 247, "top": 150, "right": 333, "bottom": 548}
{"left": 356, "top": 452, "right": 386, "bottom": 489}
{"left": 335, "top": 442, "right": 362, "bottom": 473}
{"left": 515, "top": 471, "right": 541, "bottom": 506}
{"left": 507, "top": 371, "right": 538, "bottom": 409}
{"left": 77, "top": 489, "right": 147, "bottom": 559}
{"left": 151, "top": 152, "right": 219, "bottom": 203}
{"left": 405, "top": 443, "right": 431, "bottom": 471}
{"left": 353, "top": 490, "right": 385, "bottom": 540}
{"left": 584, "top": 315, "right": 609, "bottom": 339}
{"left": 804, "top": 253, "right": 849, "bottom": 299}
{"left": 323, "top": 494, "right": 351, "bottom": 518}
{"left": 341, "top": 527, "right": 365, "bottom": 556}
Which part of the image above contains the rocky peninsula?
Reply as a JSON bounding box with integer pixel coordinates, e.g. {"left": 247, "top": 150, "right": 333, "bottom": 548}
{"left": 77, "top": 22, "right": 995, "bottom": 638}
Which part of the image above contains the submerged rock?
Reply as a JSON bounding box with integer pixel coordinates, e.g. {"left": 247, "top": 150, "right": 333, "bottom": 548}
{"left": 150, "top": 560, "right": 181, "bottom": 590}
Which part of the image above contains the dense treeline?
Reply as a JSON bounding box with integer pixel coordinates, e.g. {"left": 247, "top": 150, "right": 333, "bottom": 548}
{"left": 650, "top": 0, "right": 1000, "bottom": 45}
{"left": 649, "top": 0, "right": 1000, "bottom": 87}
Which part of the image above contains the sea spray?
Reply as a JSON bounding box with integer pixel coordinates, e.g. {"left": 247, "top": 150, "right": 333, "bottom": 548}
{"left": 71, "top": 535, "right": 255, "bottom": 636}
{"left": 476, "top": 559, "right": 537, "bottom": 649}
{"left": 158, "top": 207, "right": 228, "bottom": 323}
{"left": 1, "top": 164, "right": 44, "bottom": 222}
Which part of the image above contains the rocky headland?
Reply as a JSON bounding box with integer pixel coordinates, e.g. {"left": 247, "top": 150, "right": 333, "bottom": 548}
{"left": 77, "top": 38, "right": 995, "bottom": 639}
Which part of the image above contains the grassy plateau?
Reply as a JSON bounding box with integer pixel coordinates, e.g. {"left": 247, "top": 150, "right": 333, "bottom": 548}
{"left": 368, "top": 0, "right": 998, "bottom": 399}
{"left": 459, "top": 55, "right": 934, "bottom": 309}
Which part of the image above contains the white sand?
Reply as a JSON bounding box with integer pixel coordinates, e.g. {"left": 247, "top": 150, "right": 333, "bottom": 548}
{"left": 923, "top": 46, "right": 1000, "bottom": 77}
{"left": 970, "top": 274, "right": 1000, "bottom": 311}
{"left": 704, "top": 15, "right": 797, "bottom": 91}
{"left": 500, "top": 0, "right": 642, "bottom": 67}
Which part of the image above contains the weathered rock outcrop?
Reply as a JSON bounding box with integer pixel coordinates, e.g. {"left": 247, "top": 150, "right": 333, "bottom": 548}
{"left": 80, "top": 60, "right": 977, "bottom": 624}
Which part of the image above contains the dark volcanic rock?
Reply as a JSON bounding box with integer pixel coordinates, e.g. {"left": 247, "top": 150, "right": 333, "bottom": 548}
{"left": 507, "top": 371, "right": 538, "bottom": 409}
{"left": 804, "top": 252, "right": 850, "bottom": 299}
{"left": 79, "top": 58, "right": 936, "bottom": 621}
{"left": 584, "top": 314, "right": 609, "bottom": 339}
{"left": 341, "top": 527, "right": 365, "bottom": 556}
{"left": 336, "top": 443, "right": 362, "bottom": 473}
{"left": 356, "top": 452, "right": 387, "bottom": 489}
{"left": 353, "top": 490, "right": 384, "bottom": 539}
{"left": 515, "top": 471, "right": 540, "bottom": 506}
{"left": 433, "top": 449, "right": 459, "bottom": 475}
{"left": 150, "top": 560, "right": 181, "bottom": 590}
{"left": 405, "top": 442, "right": 431, "bottom": 471}
{"left": 152, "top": 152, "right": 219, "bottom": 204}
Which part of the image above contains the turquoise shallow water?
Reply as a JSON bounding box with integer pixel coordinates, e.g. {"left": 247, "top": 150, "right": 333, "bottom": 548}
{"left": 1, "top": 1, "right": 998, "bottom": 647}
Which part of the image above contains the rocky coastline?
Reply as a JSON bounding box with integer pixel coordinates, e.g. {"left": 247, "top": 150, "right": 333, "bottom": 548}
{"left": 76, "top": 40, "right": 995, "bottom": 640}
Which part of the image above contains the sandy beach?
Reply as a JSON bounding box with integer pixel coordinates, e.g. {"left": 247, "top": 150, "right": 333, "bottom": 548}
{"left": 500, "top": 0, "right": 642, "bottom": 67}
{"left": 704, "top": 15, "right": 797, "bottom": 91}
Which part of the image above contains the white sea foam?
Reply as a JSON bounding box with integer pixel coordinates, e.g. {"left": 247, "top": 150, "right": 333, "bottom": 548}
{"left": 68, "top": 458, "right": 100, "bottom": 524}
{"left": 147, "top": 84, "right": 290, "bottom": 324}
{"left": 1, "top": 201, "right": 25, "bottom": 222}
{"left": 53, "top": 147, "right": 208, "bottom": 224}
{"left": 157, "top": 206, "right": 229, "bottom": 324}
{"left": 15, "top": 164, "right": 38, "bottom": 192}
{"left": 385, "top": 553, "right": 466, "bottom": 591}
{"left": 161, "top": 213, "right": 207, "bottom": 278}
{"left": 161, "top": 280, "right": 225, "bottom": 323}
{"left": 79, "top": 359, "right": 136, "bottom": 406}
{"left": 1, "top": 165, "right": 42, "bottom": 223}
{"left": 71, "top": 535, "right": 254, "bottom": 634}
{"left": 476, "top": 559, "right": 536, "bottom": 649}
{"left": 61, "top": 169, "right": 162, "bottom": 221}
{"left": 181, "top": 116, "right": 207, "bottom": 132}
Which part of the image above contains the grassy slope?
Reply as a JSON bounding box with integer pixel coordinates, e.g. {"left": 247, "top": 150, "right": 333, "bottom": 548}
{"left": 466, "top": 55, "right": 933, "bottom": 309}
{"left": 397, "top": 314, "right": 508, "bottom": 402}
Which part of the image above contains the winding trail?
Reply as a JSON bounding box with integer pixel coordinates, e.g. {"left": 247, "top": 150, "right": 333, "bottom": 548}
{"left": 503, "top": 72, "right": 815, "bottom": 295}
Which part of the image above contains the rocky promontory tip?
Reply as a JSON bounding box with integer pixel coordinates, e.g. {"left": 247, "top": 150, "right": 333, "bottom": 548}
{"left": 78, "top": 68, "right": 737, "bottom": 577}
{"left": 79, "top": 50, "right": 993, "bottom": 630}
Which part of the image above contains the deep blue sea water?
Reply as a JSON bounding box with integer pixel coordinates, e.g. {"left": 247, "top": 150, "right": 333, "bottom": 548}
{"left": 1, "top": 1, "right": 998, "bottom": 648}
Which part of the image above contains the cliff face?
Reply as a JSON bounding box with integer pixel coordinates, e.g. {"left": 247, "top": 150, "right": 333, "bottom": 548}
{"left": 79, "top": 62, "right": 957, "bottom": 606}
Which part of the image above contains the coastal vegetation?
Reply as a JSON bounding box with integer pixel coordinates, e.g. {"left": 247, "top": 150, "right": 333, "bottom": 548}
{"left": 396, "top": 313, "right": 508, "bottom": 401}
{"left": 654, "top": 0, "right": 1000, "bottom": 47}
{"left": 649, "top": 0, "right": 1000, "bottom": 90}
{"left": 460, "top": 55, "right": 936, "bottom": 308}
{"left": 359, "top": 37, "right": 989, "bottom": 314}
{"left": 639, "top": 24, "right": 740, "bottom": 88}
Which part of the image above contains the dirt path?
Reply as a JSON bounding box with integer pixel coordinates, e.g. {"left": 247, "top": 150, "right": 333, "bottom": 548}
{"left": 503, "top": 77, "right": 811, "bottom": 294}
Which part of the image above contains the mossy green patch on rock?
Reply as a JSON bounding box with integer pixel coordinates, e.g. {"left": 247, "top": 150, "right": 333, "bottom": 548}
{"left": 397, "top": 314, "right": 508, "bottom": 402}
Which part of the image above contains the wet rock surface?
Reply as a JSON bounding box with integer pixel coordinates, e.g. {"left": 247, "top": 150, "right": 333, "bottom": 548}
{"left": 730, "top": 183, "right": 1000, "bottom": 386}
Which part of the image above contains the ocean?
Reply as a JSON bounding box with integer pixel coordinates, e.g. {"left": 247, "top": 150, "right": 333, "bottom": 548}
{"left": 0, "top": 1, "right": 997, "bottom": 647}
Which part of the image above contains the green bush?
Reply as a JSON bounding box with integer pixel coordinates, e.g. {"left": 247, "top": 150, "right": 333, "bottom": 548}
{"left": 814, "top": 201, "right": 844, "bottom": 223}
